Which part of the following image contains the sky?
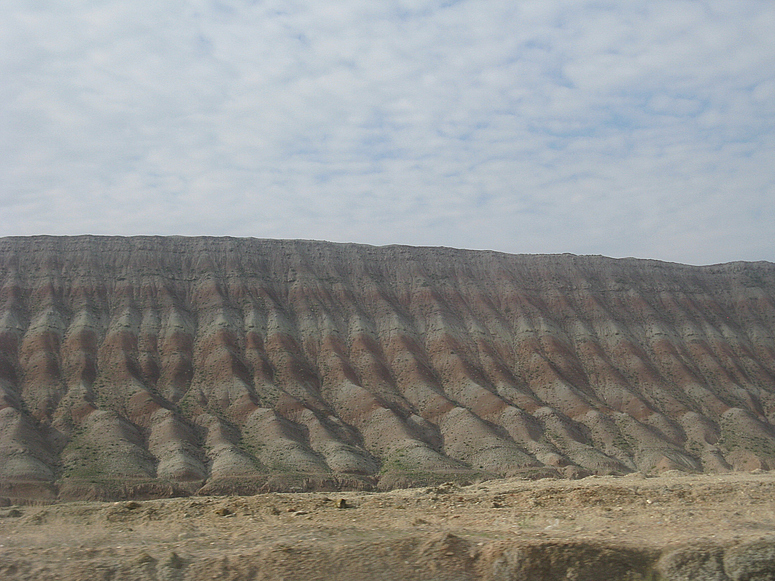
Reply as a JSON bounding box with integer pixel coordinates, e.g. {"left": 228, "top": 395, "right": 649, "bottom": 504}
{"left": 1, "top": 1, "right": 774, "bottom": 266}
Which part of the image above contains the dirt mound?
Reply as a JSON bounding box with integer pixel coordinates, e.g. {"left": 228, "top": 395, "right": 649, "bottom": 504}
{"left": 1, "top": 236, "right": 775, "bottom": 500}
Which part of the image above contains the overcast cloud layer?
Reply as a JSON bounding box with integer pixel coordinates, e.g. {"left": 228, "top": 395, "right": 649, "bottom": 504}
{"left": 1, "top": 1, "right": 773, "bottom": 265}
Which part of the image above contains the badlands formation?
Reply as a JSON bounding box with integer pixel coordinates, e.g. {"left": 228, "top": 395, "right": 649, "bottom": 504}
{"left": 1, "top": 236, "right": 775, "bottom": 501}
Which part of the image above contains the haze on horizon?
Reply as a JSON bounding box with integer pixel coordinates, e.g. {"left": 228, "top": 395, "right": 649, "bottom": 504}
{"left": 1, "top": 1, "right": 773, "bottom": 267}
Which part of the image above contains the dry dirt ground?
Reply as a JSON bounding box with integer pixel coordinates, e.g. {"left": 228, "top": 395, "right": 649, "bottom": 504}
{"left": 3, "top": 471, "right": 775, "bottom": 580}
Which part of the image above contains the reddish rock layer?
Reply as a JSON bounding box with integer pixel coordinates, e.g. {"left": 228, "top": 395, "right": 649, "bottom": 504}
{"left": 1, "top": 236, "right": 774, "bottom": 499}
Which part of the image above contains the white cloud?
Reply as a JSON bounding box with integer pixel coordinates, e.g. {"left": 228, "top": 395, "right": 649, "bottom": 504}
{"left": 1, "top": 0, "right": 774, "bottom": 265}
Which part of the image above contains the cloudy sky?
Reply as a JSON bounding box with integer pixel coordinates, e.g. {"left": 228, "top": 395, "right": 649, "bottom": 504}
{"left": 1, "top": 1, "right": 773, "bottom": 265}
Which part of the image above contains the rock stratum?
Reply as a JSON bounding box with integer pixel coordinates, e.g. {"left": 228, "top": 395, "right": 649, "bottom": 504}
{"left": 1, "top": 236, "right": 774, "bottom": 501}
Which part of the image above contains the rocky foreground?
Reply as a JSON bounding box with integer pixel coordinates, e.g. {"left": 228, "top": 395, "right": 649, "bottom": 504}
{"left": 2, "top": 472, "right": 775, "bottom": 580}
{"left": 1, "top": 236, "right": 775, "bottom": 501}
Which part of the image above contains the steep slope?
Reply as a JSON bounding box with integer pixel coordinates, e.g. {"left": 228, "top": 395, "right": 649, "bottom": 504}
{"left": 1, "top": 236, "right": 774, "bottom": 500}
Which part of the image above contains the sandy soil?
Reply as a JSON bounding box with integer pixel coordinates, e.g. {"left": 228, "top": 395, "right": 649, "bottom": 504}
{"left": 2, "top": 471, "right": 775, "bottom": 580}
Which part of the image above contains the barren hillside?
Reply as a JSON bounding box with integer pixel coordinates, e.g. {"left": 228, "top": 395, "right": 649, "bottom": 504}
{"left": 1, "top": 236, "right": 774, "bottom": 501}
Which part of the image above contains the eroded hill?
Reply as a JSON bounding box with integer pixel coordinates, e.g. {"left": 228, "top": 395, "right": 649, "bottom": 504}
{"left": 1, "top": 236, "right": 774, "bottom": 501}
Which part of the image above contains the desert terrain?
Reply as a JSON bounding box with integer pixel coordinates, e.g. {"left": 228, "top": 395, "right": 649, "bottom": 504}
{"left": 2, "top": 236, "right": 775, "bottom": 579}
{"left": 2, "top": 237, "right": 775, "bottom": 500}
{"left": 3, "top": 471, "right": 775, "bottom": 580}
